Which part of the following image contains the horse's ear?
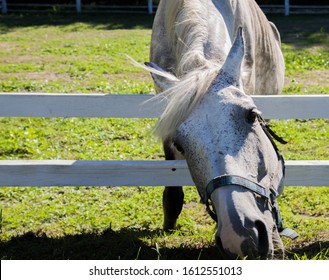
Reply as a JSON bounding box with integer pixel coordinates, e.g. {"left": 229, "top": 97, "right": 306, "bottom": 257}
{"left": 269, "top": 22, "right": 281, "bottom": 45}
{"left": 145, "top": 62, "right": 179, "bottom": 93}
{"left": 212, "top": 27, "right": 244, "bottom": 88}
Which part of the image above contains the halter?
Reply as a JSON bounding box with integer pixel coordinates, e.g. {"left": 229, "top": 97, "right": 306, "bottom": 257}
{"left": 204, "top": 115, "right": 299, "bottom": 240}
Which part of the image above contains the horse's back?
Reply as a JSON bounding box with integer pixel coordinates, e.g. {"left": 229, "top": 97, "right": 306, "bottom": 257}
{"left": 150, "top": 0, "right": 284, "bottom": 95}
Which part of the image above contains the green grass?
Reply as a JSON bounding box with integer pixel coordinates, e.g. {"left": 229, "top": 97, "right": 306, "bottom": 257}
{"left": 283, "top": 46, "right": 329, "bottom": 75}
{"left": 0, "top": 118, "right": 161, "bottom": 160}
{"left": 0, "top": 27, "right": 153, "bottom": 93}
{"left": 0, "top": 13, "right": 328, "bottom": 260}
{"left": 270, "top": 119, "right": 329, "bottom": 160}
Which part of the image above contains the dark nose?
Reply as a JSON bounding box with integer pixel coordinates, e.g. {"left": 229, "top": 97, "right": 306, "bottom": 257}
{"left": 216, "top": 220, "right": 270, "bottom": 260}
{"left": 240, "top": 220, "right": 269, "bottom": 259}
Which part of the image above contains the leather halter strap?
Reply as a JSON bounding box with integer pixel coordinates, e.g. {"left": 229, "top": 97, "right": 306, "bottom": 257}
{"left": 204, "top": 115, "right": 299, "bottom": 239}
{"left": 204, "top": 173, "right": 299, "bottom": 239}
{"left": 206, "top": 175, "right": 272, "bottom": 200}
{"left": 205, "top": 175, "right": 277, "bottom": 222}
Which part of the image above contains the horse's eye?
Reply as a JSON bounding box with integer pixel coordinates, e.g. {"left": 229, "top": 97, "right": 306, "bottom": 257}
{"left": 246, "top": 109, "right": 259, "bottom": 124}
{"left": 173, "top": 142, "right": 184, "bottom": 154}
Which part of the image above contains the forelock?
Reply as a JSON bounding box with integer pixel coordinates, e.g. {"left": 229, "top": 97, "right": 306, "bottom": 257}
{"left": 153, "top": 67, "right": 219, "bottom": 141}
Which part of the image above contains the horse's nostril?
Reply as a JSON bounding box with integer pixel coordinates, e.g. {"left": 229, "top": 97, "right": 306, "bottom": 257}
{"left": 255, "top": 220, "right": 269, "bottom": 259}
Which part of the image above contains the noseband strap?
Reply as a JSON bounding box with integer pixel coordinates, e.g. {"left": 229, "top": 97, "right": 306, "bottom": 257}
{"left": 205, "top": 175, "right": 276, "bottom": 221}
{"left": 206, "top": 175, "right": 272, "bottom": 200}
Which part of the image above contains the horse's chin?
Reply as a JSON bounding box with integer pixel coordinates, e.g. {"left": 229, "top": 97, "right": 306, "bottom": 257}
{"left": 215, "top": 226, "right": 284, "bottom": 260}
{"left": 215, "top": 235, "right": 243, "bottom": 260}
{"left": 215, "top": 234, "right": 270, "bottom": 260}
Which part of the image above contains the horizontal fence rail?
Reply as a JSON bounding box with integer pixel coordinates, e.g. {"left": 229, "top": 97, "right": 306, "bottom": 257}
{"left": 0, "top": 93, "right": 328, "bottom": 187}
{"left": 0, "top": 160, "right": 328, "bottom": 187}
{"left": 0, "top": 93, "right": 329, "bottom": 119}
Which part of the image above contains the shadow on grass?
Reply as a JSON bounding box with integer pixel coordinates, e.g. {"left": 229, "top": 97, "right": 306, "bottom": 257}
{"left": 0, "top": 13, "right": 328, "bottom": 43}
{"left": 286, "top": 240, "right": 329, "bottom": 260}
{"left": 0, "top": 13, "right": 328, "bottom": 51}
{"left": 267, "top": 14, "right": 329, "bottom": 48}
{"left": 1, "top": 227, "right": 328, "bottom": 260}
{"left": 0, "top": 12, "right": 154, "bottom": 32}
{"left": 0, "top": 228, "right": 221, "bottom": 260}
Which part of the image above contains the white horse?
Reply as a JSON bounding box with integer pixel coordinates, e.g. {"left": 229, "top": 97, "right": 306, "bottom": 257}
{"left": 146, "top": 0, "right": 296, "bottom": 259}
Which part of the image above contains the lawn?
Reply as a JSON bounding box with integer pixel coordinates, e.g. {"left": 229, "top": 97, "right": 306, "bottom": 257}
{"left": 0, "top": 13, "right": 328, "bottom": 260}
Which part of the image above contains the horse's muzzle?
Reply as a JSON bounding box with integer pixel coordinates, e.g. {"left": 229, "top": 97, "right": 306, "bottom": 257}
{"left": 215, "top": 219, "right": 271, "bottom": 260}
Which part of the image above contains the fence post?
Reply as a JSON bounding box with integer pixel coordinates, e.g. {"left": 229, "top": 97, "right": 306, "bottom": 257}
{"left": 285, "top": 0, "right": 289, "bottom": 16}
{"left": 76, "top": 0, "right": 81, "bottom": 13}
{"left": 148, "top": 0, "right": 153, "bottom": 14}
{"left": 1, "top": 0, "right": 7, "bottom": 14}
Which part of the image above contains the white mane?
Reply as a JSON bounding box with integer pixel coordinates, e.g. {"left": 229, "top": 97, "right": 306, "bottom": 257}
{"left": 152, "top": 66, "right": 219, "bottom": 141}
{"left": 149, "top": 0, "right": 226, "bottom": 140}
{"left": 164, "top": 0, "right": 218, "bottom": 76}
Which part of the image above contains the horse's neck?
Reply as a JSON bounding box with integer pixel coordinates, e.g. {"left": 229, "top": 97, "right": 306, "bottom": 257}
{"left": 151, "top": 0, "right": 284, "bottom": 94}
{"left": 151, "top": 0, "right": 231, "bottom": 75}
{"left": 171, "top": 0, "right": 230, "bottom": 76}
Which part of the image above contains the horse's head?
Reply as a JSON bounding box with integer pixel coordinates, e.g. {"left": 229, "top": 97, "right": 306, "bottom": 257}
{"left": 147, "top": 28, "right": 289, "bottom": 259}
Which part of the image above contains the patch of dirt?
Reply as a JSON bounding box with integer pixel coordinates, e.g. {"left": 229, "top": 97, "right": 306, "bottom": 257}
{"left": 285, "top": 70, "right": 329, "bottom": 89}
{"left": 0, "top": 72, "right": 71, "bottom": 83}
{"left": 183, "top": 201, "right": 199, "bottom": 209}
{"left": 0, "top": 42, "right": 17, "bottom": 50}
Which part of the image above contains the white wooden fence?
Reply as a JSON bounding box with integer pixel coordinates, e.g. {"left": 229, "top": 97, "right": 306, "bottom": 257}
{"left": 282, "top": 0, "right": 329, "bottom": 16}
{"left": 0, "top": 93, "right": 328, "bottom": 187}
{"left": 1, "top": 1, "right": 329, "bottom": 15}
